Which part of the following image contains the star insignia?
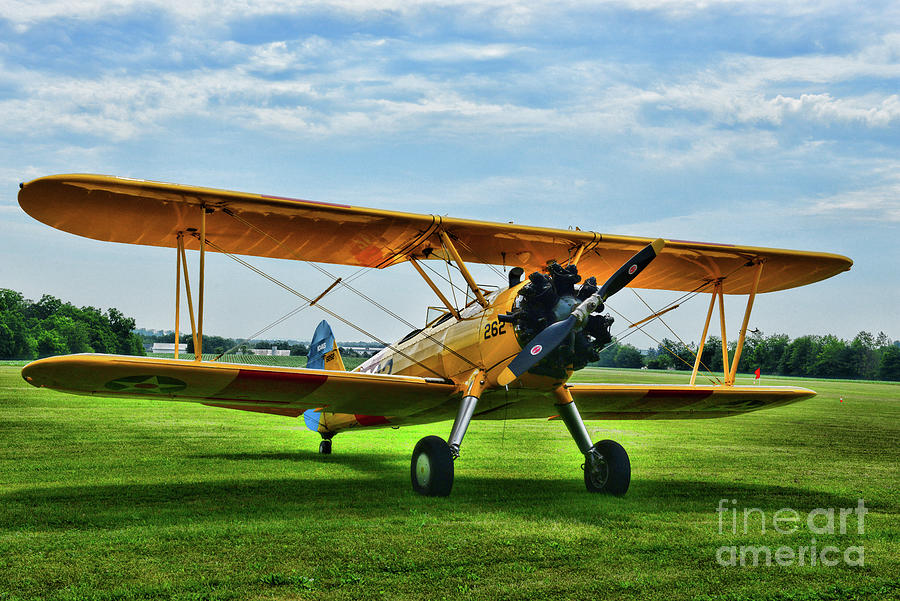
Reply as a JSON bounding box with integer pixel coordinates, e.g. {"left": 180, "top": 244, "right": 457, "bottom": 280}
{"left": 105, "top": 375, "right": 187, "bottom": 394}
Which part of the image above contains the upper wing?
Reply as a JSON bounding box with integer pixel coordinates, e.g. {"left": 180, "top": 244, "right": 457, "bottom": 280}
{"left": 18, "top": 174, "right": 852, "bottom": 293}
{"left": 21, "top": 354, "right": 458, "bottom": 417}
{"left": 565, "top": 383, "right": 815, "bottom": 419}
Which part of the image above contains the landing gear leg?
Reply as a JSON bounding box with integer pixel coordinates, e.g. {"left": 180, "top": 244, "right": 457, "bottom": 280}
{"left": 411, "top": 370, "right": 486, "bottom": 497}
{"left": 554, "top": 386, "right": 630, "bottom": 496}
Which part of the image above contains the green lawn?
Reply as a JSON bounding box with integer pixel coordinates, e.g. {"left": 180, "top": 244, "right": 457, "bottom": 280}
{"left": 0, "top": 365, "right": 897, "bottom": 600}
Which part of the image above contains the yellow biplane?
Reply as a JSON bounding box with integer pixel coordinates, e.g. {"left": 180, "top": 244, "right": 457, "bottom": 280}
{"left": 18, "top": 174, "right": 852, "bottom": 496}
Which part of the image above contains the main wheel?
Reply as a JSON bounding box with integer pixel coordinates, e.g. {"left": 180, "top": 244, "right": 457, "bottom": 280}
{"left": 410, "top": 435, "right": 454, "bottom": 497}
{"left": 319, "top": 439, "right": 332, "bottom": 455}
{"left": 584, "top": 439, "right": 630, "bottom": 496}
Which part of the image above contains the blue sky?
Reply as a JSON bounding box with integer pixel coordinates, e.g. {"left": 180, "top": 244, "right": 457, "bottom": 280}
{"left": 2, "top": 0, "right": 898, "bottom": 345}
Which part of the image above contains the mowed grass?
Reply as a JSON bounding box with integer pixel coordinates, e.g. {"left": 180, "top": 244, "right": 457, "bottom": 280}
{"left": 0, "top": 365, "right": 898, "bottom": 601}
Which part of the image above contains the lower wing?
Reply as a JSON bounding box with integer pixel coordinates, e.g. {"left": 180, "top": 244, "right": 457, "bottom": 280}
{"left": 21, "top": 354, "right": 457, "bottom": 417}
{"left": 22, "top": 355, "right": 814, "bottom": 423}
{"left": 564, "top": 383, "right": 815, "bottom": 419}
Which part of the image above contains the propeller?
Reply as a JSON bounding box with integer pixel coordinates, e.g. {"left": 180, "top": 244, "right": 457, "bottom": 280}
{"left": 497, "top": 238, "right": 665, "bottom": 386}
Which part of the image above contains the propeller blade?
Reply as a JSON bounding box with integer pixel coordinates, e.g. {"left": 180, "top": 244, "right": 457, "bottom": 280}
{"left": 497, "top": 315, "right": 576, "bottom": 386}
{"left": 597, "top": 238, "right": 665, "bottom": 302}
{"left": 496, "top": 238, "right": 666, "bottom": 386}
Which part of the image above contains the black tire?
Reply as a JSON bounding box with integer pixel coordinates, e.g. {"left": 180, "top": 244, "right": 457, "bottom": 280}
{"left": 584, "top": 439, "right": 630, "bottom": 496}
{"left": 319, "top": 439, "right": 332, "bottom": 455}
{"left": 410, "top": 435, "right": 454, "bottom": 497}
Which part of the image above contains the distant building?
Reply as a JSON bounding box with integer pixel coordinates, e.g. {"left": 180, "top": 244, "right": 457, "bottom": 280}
{"left": 250, "top": 346, "right": 291, "bottom": 356}
{"left": 150, "top": 342, "right": 187, "bottom": 354}
{"left": 341, "top": 346, "right": 385, "bottom": 357}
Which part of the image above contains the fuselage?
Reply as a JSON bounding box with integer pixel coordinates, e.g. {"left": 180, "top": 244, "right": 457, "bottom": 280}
{"left": 356, "top": 282, "right": 569, "bottom": 391}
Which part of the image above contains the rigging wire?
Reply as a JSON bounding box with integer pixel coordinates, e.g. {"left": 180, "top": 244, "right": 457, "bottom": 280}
{"left": 451, "top": 234, "right": 508, "bottom": 280}
{"left": 220, "top": 210, "right": 478, "bottom": 368}
{"left": 418, "top": 257, "right": 473, "bottom": 299}
{"left": 212, "top": 265, "right": 371, "bottom": 360}
{"left": 199, "top": 236, "right": 446, "bottom": 378}
{"left": 589, "top": 248, "right": 754, "bottom": 382}
{"left": 603, "top": 303, "right": 720, "bottom": 384}
{"left": 439, "top": 234, "right": 462, "bottom": 309}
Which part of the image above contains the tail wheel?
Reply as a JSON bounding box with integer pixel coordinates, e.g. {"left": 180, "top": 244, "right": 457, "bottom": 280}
{"left": 585, "top": 439, "right": 630, "bottom": 496}
{"left": 411, "top": 435, "right": 454, "bottom": 497}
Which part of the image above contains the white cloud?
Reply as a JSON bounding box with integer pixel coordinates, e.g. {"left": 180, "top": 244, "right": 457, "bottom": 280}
{"left": 801, "top": 181, "right": 900, "bottom": 223}
{"left": 410, "top": 42, "right": 529, "bottom": 62}
{"left": 3, "top": 0, "right": 878, "bottom": 27}
{"left": 2, "top": 0, "right": 898, "bottom": 156}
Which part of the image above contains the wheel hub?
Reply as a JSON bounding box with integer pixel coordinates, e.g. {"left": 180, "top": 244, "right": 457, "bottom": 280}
{"left": 585, "top": 451, "right": 609, "bottom": 489}
{"left": 415, "top": 453, "right": 432, "bottom": 486}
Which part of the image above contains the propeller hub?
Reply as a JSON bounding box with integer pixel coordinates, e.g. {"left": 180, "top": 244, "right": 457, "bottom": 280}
{"left": 501, "top": 261, "right": 613, "bottom": 380}
{"left": 497, "top": 239, "right": 664, "bottom": 386}
{"left": 550, "top": 295, "right": 580, "bottom": 323}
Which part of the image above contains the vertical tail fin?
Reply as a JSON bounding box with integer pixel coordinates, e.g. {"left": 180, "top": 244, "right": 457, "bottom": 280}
{"left": 304, "top": 319, "right": 345, "bottom": 434}
{"left": 307, "top": 320, "right": 345, "bottom": 370}
{"left": 323, "top": 344, "right": 346, "bottom": 371}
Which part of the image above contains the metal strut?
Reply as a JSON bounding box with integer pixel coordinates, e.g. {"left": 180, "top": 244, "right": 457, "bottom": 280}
{"left": 448, "top": 370, "right": 487, "bottom": 458}
{"left": 553, "top": 386, "right": 594, "bottom": 455}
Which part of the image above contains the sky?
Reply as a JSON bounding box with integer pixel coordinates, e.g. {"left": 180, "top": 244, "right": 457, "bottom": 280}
{"left": 2, "top": 0, "right": 898, "bottom": 347}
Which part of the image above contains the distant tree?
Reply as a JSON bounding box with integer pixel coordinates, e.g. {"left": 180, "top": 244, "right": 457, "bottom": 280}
{"left": 613, "top": 345, "right": 644, "bottom": 369}
{"left": 808, "top": 335, "right": 851, "bottom": 378}
{"left": 0, "top": 323, "right": 14, "bottom": 357}
{"left": 698, "top": 336, "right": 723, "bottom": 373}
{"left": 593, "top": 339, "right": 619, "bottom": 367}
{"left": 36, "top": 330, "right": 67, "bottom": 358}
{"left": 28, "top": 294, "right": 63, "bottom": 320}
{"left": 850, "top": 331, "right": 879, "bottom": 380}
{"left": 780, "top": 336, "right": 818, "bottom": 376}
{"left": 0, "top": 288, "right": 144, "bottom": 359}
{"left": 878, "top": 346, "right": 900, "bottom": 381}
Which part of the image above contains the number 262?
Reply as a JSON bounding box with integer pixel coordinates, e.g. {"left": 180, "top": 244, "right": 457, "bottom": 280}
{"left": 483, "top": 320, "right": 506, "bottom": 339}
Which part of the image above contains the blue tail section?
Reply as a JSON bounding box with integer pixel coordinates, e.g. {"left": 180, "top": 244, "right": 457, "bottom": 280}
{"left": 303, "top": 409, "right": 322, "bottom": 432}
{"left": 307, "top": 320, "right": 335, "bottom": 370}
{"left": 304, "top": 320, "right": 334, "bottom": 432}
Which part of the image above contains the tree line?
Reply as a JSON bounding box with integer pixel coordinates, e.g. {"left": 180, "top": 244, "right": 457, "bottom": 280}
{"left": 595, "top": 331, "right": 900, "bottom": 381}
{"left": 4, "top": 287, "right": 899, "bottom": 380}
{"left": 0, "top": 289, "right": 144, "bottom": 359}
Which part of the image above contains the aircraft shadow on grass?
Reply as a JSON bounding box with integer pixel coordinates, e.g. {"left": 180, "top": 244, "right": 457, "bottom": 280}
{"left": 2, "top": 473, "right": 880, "bottom": 534}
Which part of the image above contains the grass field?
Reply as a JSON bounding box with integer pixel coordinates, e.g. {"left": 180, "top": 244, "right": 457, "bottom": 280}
{"left": 0, "top": 363, "right": 897, "bottom": 600}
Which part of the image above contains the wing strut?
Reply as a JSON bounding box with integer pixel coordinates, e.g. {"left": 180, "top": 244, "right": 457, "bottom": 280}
{"left": 177, "top": 232, "right": 201, "bottom": 361}
{"left": 728, "top": 260, "right": 764, "bottom": 384}
{"left": 568, "top": 244, "right": 586, "bottom": 267}
{"left": 690, "top": 284, "right": 718, "bottom": 385}
{"left": 439, "top": 231, "right": 489, "bottom": 308}
{"left": 198, "top": 206, "right": 207, "bottom": 357}
{"left": 408, "top": 257, "right": 460, "bottom": 320}
{"left": 174, "top": 233, "right": 181, "bottom": 359}
{"left": 689, "top": 260, "right": 765, "bottom": 386}
{"left": 172, "top": 207, "right": 210, "bottom": 362}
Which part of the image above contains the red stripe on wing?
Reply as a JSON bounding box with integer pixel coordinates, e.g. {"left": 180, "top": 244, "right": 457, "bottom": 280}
{"left": 203, "top": 403, "right": 306, "bottom": 417}
{"left": 355, "top": 414, "right": 390, "bottom": 426}
{"left": 216, "top": 369, "right": 328, "bottom": 402}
